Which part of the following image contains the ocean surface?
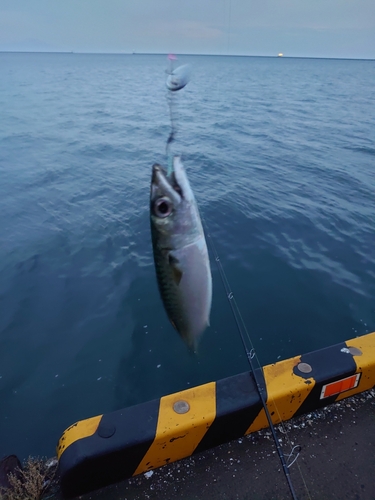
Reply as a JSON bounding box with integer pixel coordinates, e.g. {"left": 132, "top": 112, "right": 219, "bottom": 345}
{"left": 0, "top": 53, "right": 374, "bottom": 461}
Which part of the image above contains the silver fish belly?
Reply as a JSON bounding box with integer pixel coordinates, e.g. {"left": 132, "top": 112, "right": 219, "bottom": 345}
{"left": 150, "top": 156, "right": 212, "bottom": 348}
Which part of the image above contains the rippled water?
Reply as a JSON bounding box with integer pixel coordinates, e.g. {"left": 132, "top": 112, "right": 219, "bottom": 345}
{"left": 0, "top": 53, "right": 374, "bottom": 460}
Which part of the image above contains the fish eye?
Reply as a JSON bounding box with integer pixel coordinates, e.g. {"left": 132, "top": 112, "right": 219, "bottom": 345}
{"left": 154, "top": 197, "right": 173, "bottom": 218}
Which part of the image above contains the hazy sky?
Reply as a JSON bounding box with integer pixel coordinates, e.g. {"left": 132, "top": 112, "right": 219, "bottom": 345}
{"left": 1, "top": 0, "right": 374, "bottom": 58}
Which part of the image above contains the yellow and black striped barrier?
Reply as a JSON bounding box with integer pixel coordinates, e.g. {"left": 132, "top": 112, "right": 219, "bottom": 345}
{"left": 57, "top": 332, "right": 375, "bottom": 497}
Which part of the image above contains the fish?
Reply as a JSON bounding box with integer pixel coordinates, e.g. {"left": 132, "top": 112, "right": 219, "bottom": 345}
{"left": 150, "top": 156, "right": 212, "bottom": 349}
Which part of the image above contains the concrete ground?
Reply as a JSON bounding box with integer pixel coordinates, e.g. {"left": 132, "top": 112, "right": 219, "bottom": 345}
{"left": 63, "top": 388, "right": 375, "bottom": 500}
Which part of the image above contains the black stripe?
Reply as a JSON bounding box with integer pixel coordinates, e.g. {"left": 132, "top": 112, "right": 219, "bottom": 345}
{"left": 59, "top": 398, "right": 160, "bottom": 498}
{"left": 293, "top": 342, "right": 357, "bottom": 417}
{"left": 195, "top": 370, "right": 264, "bottom": 454}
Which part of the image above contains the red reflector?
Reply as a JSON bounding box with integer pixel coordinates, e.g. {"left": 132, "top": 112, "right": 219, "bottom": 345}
{"left": 320, "top": 374, "right": 361, "bottom": 399}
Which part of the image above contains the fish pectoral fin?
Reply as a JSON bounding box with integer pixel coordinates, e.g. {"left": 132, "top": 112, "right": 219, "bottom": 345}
{"left": 168, "top": 254, "right": 183, "bottom": 285}
{"left": 172, "top": 266, "right": 183, "bottom": 285}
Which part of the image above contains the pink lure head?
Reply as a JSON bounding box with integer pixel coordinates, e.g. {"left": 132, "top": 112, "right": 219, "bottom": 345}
{"left": 168, "top": 54, "right": 177, "bottom": 61}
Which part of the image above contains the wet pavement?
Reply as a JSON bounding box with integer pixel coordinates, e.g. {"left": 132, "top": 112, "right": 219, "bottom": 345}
{"left": 62, "top": 389, "right": 375, "bottom": 500}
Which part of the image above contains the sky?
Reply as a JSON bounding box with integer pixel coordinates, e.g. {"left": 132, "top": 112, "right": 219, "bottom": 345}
{"left": 0, "top": 0, "right": 374, "bottom": 59}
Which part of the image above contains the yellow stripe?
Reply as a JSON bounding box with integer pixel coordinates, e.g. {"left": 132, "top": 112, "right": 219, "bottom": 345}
{"left": 57, "top": 415, "right": 102, "bottom": 459}
{"left": 246, "top": 355, "right": 315, "bottom": 434}
{"left": 336, "top": 332, "right": 375, "bottom": 401}
{"left": 134, "top": 382, "right": 216, "bottom": 475}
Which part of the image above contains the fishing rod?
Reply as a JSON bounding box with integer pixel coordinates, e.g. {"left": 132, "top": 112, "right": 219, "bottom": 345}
{"left": 164, "top": 57, "right": 305, "bottom": 500}
{"left": 204, "top": 228, "right": 300, "bottom": 500}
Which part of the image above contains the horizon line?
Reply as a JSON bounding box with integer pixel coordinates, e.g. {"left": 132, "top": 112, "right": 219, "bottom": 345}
{"left": 0, "top": 50, "right": 374, "bottom": 61}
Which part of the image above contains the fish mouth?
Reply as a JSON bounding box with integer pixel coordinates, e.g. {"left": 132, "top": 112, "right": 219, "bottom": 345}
{"left": 151, "top": 163, "right": 167, "bottom": 184}
{"left": 151, "top": 162, "right": 182, "bottom": 206}
{"left": 152, "top": 162, "right": 182, "bottom": 193}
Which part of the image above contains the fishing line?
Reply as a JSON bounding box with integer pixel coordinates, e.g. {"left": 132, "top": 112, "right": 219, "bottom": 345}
{"left": 166, "top": 55, "right": 190, "bottom": 174}
{"left": 166, "top": 58, "right": 177, "bottom": 174}
{"left": 166, "top": 90, "right": 177, "bottom": 174}
{"left": 203, "top": 221, "right": 301, "bottom": 500}
{"left": 286, "top": 445, "right": 302, "bottom": 469}
{"left": 163, "top": 57, "right": 310, "bottom": 500}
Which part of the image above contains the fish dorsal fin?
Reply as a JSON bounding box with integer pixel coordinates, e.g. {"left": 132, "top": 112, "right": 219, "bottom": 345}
{"left": 168, "top": 254, "right": 183, "bottom": 285}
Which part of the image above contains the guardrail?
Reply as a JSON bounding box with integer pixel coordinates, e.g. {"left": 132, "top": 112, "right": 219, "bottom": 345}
{"left": 58, "top": 332, "right": 375, "bottom": 497}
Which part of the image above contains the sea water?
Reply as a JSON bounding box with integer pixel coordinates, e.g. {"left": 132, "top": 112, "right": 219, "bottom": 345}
{"left": 0, "top": 53, "right": 374, "bottom": 459}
